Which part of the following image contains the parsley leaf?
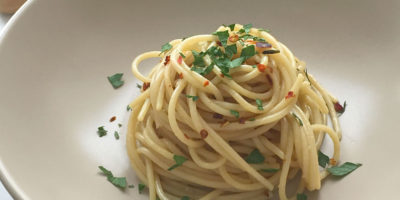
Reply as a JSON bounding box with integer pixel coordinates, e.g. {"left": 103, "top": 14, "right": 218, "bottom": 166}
{"left": 256, "top": 99, "right": 263, "bottom": 110}
{"left": 118, "top": 123, "right": 122, "bottom": 128}
{"left": 191, "top": 64, "right": 214, "bottom": 76}
{"left": 224, "top": 44, "right": 237, "bottom": 58}
{"left": 185, "top": 95, "right": 199, "bottom": 101}
{"left": 318, "top": 151, "right": 330, "bottom": 168}
{"left": 245, "top": 149, "right": 265, "bottom": 164}
{"left": 136, "top": 83, "right": 142, "bottom": 89}
{"left": 243, "top": 24, "right": 252, "bottom": 33}
{"left": 191, "top": 50, "right": 206, "bottom": 67}
{"left": 181, "top": 196, "right": 190, "bottom": 200}
{"left": 215, "top": 30, "right": 229, "bottom": 46}
{"left": 161, "top": 42, "right": 172, "bottom": 54}
{"left": 230, "top": 57, "right": 245, "bottom": 68}
{"left": 97, "top": 126, "right": 107, "bottom": 137}
{"left": 327, "top": 162, "right": 362, "bottom": 176}
{"left": 230, "top": 109, "right": 239, "bottom": 118}
{"left": 240, "top": 45, "right": 256, "bottom": 58}
{"left": 98, "top": 166, "right": 127, "bottom": 188}
{"left": 127, "top": 105, "right": 132, "bottom": 111}
{"left": 107, "top": 73, "right": 124, "bottom": 89}
{"left": 114, "top": 131, "right": 120, "bottom": 140}
{"left": 260, "top": 168, "right": 279, "bottom": 173}
{"left": 291, "top": 113, "right": 303, "bottom": 126}
{"left": 179, "top": 52, "right": 186, "bottom": 58}
{"left": 168, "top": 155, "right": 188, "bottom": 171}
{"left": 297, "top": 193, "right": 307, "bottom": 200}
{"left": 138, "top": 183, "right": 146, "bottom": 193}
{"left": 228, "top": 24, "right": 235, "bottom": 31}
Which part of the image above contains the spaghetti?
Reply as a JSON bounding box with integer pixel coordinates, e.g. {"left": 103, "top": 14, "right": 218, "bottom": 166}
{"left": 127, "top": 24, "right": 342, "bottom": 200}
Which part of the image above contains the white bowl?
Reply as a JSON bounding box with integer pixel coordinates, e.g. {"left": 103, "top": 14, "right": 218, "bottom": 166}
{"left": 0, "top": 0, "right": 399, "bottom": 199}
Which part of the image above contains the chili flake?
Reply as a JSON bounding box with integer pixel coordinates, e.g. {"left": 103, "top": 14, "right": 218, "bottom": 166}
{"left": 330, "top": 158, "right": 337, "bottom": 166}
{"left": 285, "top": 91, "right": 295, "bottom": 99}
{"left": 228, "top": 34, "right": 239, "bottom": 43}
{"left": 334, "top": 101, "right": 347, "bottom": 115}
{"left": 178, "top": 73, "right": 183, "bottom": 79}
{"left": 177, "top": 56, "right": 183, "bottom": 64}
{"left": 184, "top": 134, "right": 190, "bottom": 139}
{"left": 203, "top": 80, "right": 209, "bottom": 87}
{"left": 216, "top": 41, "right": 222, "bottom": 46}
{"left": 200, "top": 129, "right": 208, "bottom": 139}
{"left": 143, "top": 82, "right": 151, "bottom": 91}
{"left": 164, "top": 55, "right": 170, "bottom": 65}
{"left": 257, "top": 64, "right": 267, "bottom": 72}
{"left": 109, "top": 116, "right": 116, "bottom": 122}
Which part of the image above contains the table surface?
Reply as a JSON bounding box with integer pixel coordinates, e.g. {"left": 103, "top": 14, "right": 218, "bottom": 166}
{"left": 0, "top": 12, "right": 13, "bottom": 200}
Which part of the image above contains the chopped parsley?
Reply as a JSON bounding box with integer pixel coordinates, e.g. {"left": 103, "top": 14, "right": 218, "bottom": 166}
{"left": 240, "top": 45, "right": 256, "bottom": 58}
{"left": 297, "top": 193, "right": 307, "bottom": 200}
{"left": 107, "top": 73, "right": 124, "bottom": 89}
{"left": 127, "top": 105, "right": 132, "bottom": 111}
{"left": 327, "top": 162, "right": 362, "bottom": 176}
{"left": 181, "top": 196, "right": 190, "bottom": 200}
{"left": 179, "top": 52, "right": 186, "bottom": 58}
{"left": 161, "top": 42, "right": 172, "bottom": 54}
{"left": 215, "top": 30, "right": 229, "bottom": 46}
{"left": 138, "top": 183, "right": 146, "bottom": 193}
{"left": 128, "top": 184, "right": 134, "bottom": 188}
{"left": 97, "top": 126, "right": 107, "bottom": 137}
{"left": 185, "top": 95, "right": 199, "bottom": 101}
{"left": 318, "top": 151, "right": 330, "bottom": 168}
{"left": 261, "top": 168, "right": 279, "bottom": 173}
{"left": 168, "top": 155, "right": 188, "bottom": 171}
{"left": 230, "top": 109, "right": 239, "bottom": 118}
{"left": 136, "top": 83, "right": 142, "bottom": 89}
{"left": 191, "top": 50, "right": 206, "bottom": 68}
{"left": 243, "top": 23, "right": 252, "bottom": 33}
{"left": 98, "top": 166, "right": 127, "bottom": 188}
{"left": 256, "top": 99, "right": 263, "bottom": 110}
{"left": 118, "top": 123, "right": 122, "bottom": 128}
{"left": 224, "top": 44, "right": 237, "bottom": 58}
{"left": 114, "top": 131, "right": 120, "bottom": 140}
{"left": 291, "top": 113, "right": 303, "bottom": 126}
{"left": 245, "top": 149, "right": 265, "bottom": 164}
{"left": 223, "top": 24, "right": 235, "bottom": 31}
{"left": 304, "top": 69, "right": 312, "bottom": 85}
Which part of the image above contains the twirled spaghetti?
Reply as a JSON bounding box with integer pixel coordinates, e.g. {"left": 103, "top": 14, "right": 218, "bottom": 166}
{"left": 127, "top": 24, "right": 342, "bottom": 200}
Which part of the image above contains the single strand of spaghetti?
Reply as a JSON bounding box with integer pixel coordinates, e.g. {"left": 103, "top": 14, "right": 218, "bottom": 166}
{"left": 131, "top": 51, "right": 160, "bottom": 82}
{"left": 217, "top": 189, "right": 265, "bottom": 200}
{"left": 278, "top": 118, "right": 294, "bottom": 200}
{"left": 137, "top": 98, "right": 151, "bottom": 121}
{"left": 221, "top": 122, "right": 278, "bottom": 141}
{"left": 199, "top": 189, "right": 224, "bottom": 200}
{"left": 218, "top": 165, "right": 264, "bottom": 191}
{"left": 156, "top": 79, "right": 165, "bottom": 110}
{"left": 168, "top": 79, "right": 205, "bottom": 147}
{"left": 280, "top": 117, "right": 289, "bottom": 150}
{"left": 149, "top": 67, "right": 165, "bottom": 109}
{"left": 155, "top": 175, "right": 169, "bottom": 200}
{"left": 160, "top": 177, "right": 210, "bottom": 198}
{"left": 189, "top": 147, "right": 226, "bottom": 169}
{"left": 145, "top": 158, "right": 156, "bottom": 200}
{"left": 258, "top": 136, "right": 285, "bottom": 159}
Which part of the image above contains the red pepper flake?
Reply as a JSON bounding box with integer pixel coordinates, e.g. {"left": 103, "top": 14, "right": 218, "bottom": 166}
{"left": 257, "top": 64, "right": 267, "bottom": 72}
{"left": 184, "top": 134, "right": 190, "bottom": 139}
{"left": 216, "top": 41, "right": 222, "bottom": 46}
{"left": 203, "top": 80, "right": 209, "bottom": 87}
{"left": 177, "top": 56, "right": 183, "bottom": 64}
{"left": 163, "top": 55, "right": 170, "bottom": 65}
{"left": 228, "top": 34, "right": 239, "bottom": 43}
{"left": 200, "top": 129, "right": 208, "bottom": 139}
{"left": 220, "top": 73, "right": 224, "bottom": 78}
{"left": 334, "top": 101, "right": 347, "bottom": 115}
{"left": 143, "top": 82, "right": 151, "bottom": 91}
{"left": 266, "top": 75, "right": 273, "bottom": 85}
{"left": 329, "top": 158, "right": 337, "bottom": 166}
{"left": 238, "top": 118, "right": 246, "bottom": 124}
{"left": 178, "top": 73, "right": 183, "bottom": 79}
{"left": 285, "top": 91, "right": 295, "bottom": 99}
{"left": 213, "top": 113, "right": 223, "bottom": 119}
{"left": 109, "top": 116, "right": 116, "bottom": 122}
